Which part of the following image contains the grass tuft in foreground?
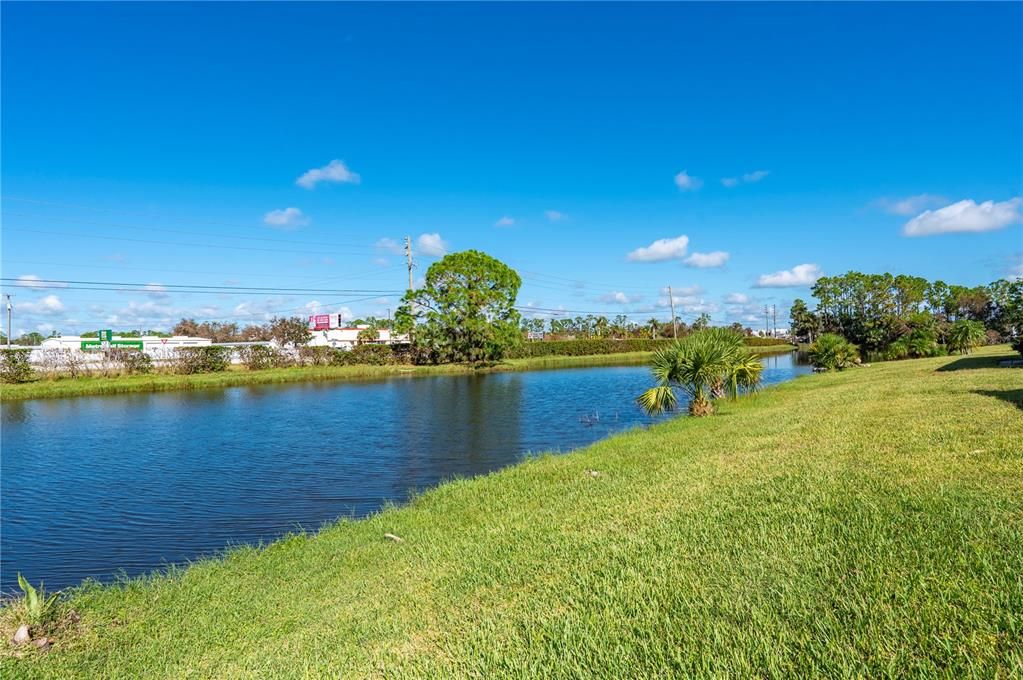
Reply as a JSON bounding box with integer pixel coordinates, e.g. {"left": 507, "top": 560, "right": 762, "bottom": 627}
{"left": 2, "top": 346, "right": 1020, "bottom": 677}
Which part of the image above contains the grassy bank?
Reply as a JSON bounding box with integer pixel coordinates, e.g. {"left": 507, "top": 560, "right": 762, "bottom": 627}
{"left": 0, "top": 345, "right": 795, "bottom": 401}
{"left": 3, "top": 346, "right": 1020, "bottom": 677}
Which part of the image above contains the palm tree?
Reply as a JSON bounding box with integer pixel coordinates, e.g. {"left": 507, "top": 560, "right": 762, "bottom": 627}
{"left": 637, "top": 328, "right": 763, "bottom": 417}
{"left": 808, "top": 333, "right": 859, "bottom": 370}
{"left": 946, "top": 319, "right": 986, "bottom": 354}
{"left": 648, "top": 318, "right": 659, "bottom": 339}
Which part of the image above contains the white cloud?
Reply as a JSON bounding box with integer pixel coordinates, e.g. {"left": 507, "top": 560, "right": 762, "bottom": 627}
{"left": 755, "top": 263, "right": 822, "bottom": 288}
{"left": 544, "top": 210, "right": 566, "bottom": 222}
{"left": 17, "top": 294, "right": 65, "bottom": 315}
{"left": 264, "top": 207, "right": 309, "bottom": 229}
{"left": 495, "top": 216, "right": 515, "bottom": 227}
{"left": 674, "top": 170, "right": 703, "bottom": 192}
{"left": 725, "top": 292, "right": 750, "bottom": 304}
{"left": 684, "top": 251, "right": 730, "bottom": 268}
{"left": 598, "top": 291, "right": 643, "bottom": 304}
{"left": 722, "top": 170, "right": 769, "bottom": 187}
{"left": 874, "top": 193, "right": 947, "bottom": 216}
{"left": 143, "top": 283, "right": 169, "bottom": 299}
{"left": 296, "top": 159, "right": 361, "bottom": 189}
{"left": 627, "top": 235, "right": 689, "bottom": 262}
{"left": 15, "top": 275, "right": 67, "bottom": 289}
{"left": 375, "top": 237, "right": 404, "bottom": 255}
{"left": 372, "top": 257, "right": 390, "bottom": 267}
{"left": 416, "top": 232, "right": 448, "bottom": 257}
{"left": 903, "top": 198, "right": 1022, "bottom": 237}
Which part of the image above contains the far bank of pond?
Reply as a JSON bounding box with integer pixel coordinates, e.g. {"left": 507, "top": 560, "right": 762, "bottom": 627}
{"left": 1, "top": 352, "right": 808, "bottom": 593}
{"left": 0, "top": 345, "right": 797, "bottom": 401}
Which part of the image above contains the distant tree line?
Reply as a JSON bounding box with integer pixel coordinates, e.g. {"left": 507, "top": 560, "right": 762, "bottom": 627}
{"left": 790, "top": 272, "right": 1021, "bottom": 359}
{"left": 521, "top": 313, "right": 752, "bottom": 341}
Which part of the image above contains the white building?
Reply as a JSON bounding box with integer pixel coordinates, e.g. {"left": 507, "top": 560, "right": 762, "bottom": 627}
{"left": 307, "top": 325, "right": 408, "bottom": 350}
{"left": 39, "top": 335, "right": 212, "bottom": 353}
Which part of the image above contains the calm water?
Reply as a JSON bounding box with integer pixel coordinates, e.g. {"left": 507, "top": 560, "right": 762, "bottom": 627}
{"left": 1, "top": 353, "right": 809, "bottom": 592}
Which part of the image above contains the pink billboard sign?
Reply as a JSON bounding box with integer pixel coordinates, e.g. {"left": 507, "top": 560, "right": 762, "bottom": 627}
{"left": 309, "top": 314, "right": 331, "bottom": 330}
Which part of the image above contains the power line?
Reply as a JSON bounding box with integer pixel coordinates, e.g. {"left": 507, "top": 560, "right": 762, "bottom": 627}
{"left": 3, "top": 227, "right": 380, "bottom": 257}
{"left": 1, "top": 259, "right": 405, "bottom": 282}
{"left": 0, "top": 278, "right": 401, "bottom": 295}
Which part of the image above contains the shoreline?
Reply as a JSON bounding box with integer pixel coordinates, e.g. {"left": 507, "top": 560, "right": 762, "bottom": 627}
{"left": 1, "top": 347, "right": 1017, "bottom": 675}
{"left": 0, "top": 345, "right": 796, "bottom": 402}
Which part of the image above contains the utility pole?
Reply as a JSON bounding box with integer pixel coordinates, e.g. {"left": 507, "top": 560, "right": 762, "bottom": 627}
{"left": 403, "top": 235, "right": 414, "bottom": 291}
{"left": 6, "top": 294, "right": 12, "bottom": 348}
{"left": 772, "top": 304, "right": 777, "bottom": 338}
{"left": 668, "top": 285, "right": 678, "bottom": 339}
{"left": 764, "top": 305, "right": 769, "bottom": 337}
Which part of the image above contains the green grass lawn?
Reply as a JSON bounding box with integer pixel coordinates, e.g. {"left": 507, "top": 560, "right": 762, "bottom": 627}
{"left": 3, "top": 346, "right": 1020, "bottom": 677}
{"left": 0, "top": 345, "right": 796, "bottom": 401}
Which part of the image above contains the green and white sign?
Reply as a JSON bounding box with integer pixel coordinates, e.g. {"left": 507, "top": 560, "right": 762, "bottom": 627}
{"left": 81, "top": 339, "right": 144, "bottom": 351}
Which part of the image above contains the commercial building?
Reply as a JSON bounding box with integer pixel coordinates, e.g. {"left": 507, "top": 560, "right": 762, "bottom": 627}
{"left": 39, "top": 335, "right": 212, "bottom": 354}
{"left": 307, "top": 315, "right": 408, "bottom": 350}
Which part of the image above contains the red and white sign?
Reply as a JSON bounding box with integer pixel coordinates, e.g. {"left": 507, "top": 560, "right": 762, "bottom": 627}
{"left": 310, "top": 314, "right": 331, "bottom": 330}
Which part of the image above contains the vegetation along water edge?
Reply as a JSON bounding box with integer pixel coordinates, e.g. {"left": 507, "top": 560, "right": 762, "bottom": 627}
{"left": 0, "top": 344, "right": 796, "bottom": 402}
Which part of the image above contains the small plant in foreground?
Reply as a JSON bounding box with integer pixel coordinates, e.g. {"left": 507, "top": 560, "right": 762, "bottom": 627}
{"left": 808, "top": 333, "right": 859, "bottom": 371}
{"left": 17, "top": 573, "right": 59, "bottom": 628}
{"left": 637, "top": 328, "right": 763, "bottom": 417}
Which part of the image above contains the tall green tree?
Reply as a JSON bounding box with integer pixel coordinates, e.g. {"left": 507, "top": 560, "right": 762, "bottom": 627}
{"left": 789, "top": 298, "right": 819, "bottom": 343}
{"left": 395, "top": 250, "right": 522, "bottom": 365}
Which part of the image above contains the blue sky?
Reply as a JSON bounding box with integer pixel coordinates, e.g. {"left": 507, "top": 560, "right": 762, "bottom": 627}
{"left": 2, "top": 2, "right": 1021, "bottom": 336}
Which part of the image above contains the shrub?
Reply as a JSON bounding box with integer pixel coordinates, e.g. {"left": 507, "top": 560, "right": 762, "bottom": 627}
{"left": 172, "top": 346, "right": 231, "bottom": 374}
{"left": 946, "top": 319, "right": 987, "bottom": 355}
{"left": 237, "top": 345, "right": 293, "bottom": 370}
{"left": 882, "top": 329, "right": 943, "bottom": 361}
{"left": 330, "top": 344, "right": 397, "bottom": 366}
{"left": 636, "top": 329, "right": 763, "bottom": 417}
{"left": 108, "top": 349, "right": 153, "bottom": 375}
{"left": 38, "top": 349, "right": 87, "bottom": 378}
{"left": 506, "top": 337, "right": 791, "bottom": 360}
{"left": 297, "top": 346, "right": 334, "bottom": 367}
{"left": 1, "top": 348, "right": 35, "bottom": 383}
{"left": 808, "top": 333, "right": 859, "bottom": 371}
{"left": 1012, "top": 336, "right": 1023, "bottom": 358}
{"left": 743, "top": 336, "right": 794, "bottom": 347}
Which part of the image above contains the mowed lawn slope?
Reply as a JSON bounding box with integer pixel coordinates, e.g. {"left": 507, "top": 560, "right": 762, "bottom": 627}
{"left": 3, "top": 347, "right": 1021, "bottom": 678}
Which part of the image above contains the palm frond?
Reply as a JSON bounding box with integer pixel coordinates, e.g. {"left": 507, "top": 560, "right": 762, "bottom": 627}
{"left": 636, "top": 385, "right": 678, "bottom": 415}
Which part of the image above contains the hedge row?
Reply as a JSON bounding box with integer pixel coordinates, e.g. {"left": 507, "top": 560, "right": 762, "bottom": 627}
{"left": 505, "top": 336, "right": 791, "bottom": 359}
{"left": 505, "top": 338, "right": 671, "bottom": 358}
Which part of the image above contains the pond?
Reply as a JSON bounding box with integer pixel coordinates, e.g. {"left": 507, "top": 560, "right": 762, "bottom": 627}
{"left": 1, "top": 353, "right": 810, "bottom": 593}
